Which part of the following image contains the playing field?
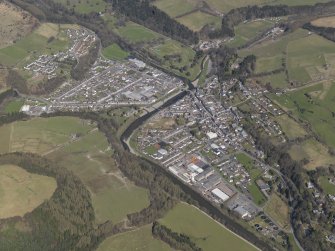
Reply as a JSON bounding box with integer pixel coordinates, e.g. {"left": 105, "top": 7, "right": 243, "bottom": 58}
{"left": 0, "top": 164, "right": 56, "bottom": 219}
{"left": 159, "top": 203, "right": 259, "bottom": 251}
{"left": 0, "top": 117, "right": 150, "bottom": 223}
{"left": 264, "top": 193, "right": 290, "bottom": 231}
{"left": 102, "top": 43, "right": 129, "bottom": 60}
{"left": 176, "top": 11, "right": 221, "bottom": 31}
{"left": 240, "top": 29, "right": 335, "bottom": 87}
{"left": 0, "top": 2, "right": 38, "bottom": 49}
{"left": 0, "top": 23, "right": 70, "bottom": 67}
{"left": 311, "top": 16, "right": 335, "bottom": 28}
{"left": 97, "top": 224, "right": 172, "bottom": 251}
{"left": 54, "top": 0, "right": 107, "bottom": 14}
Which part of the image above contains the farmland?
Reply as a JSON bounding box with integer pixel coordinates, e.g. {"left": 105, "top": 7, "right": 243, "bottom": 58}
{"left": 319, "top": 176, "right": 335, "bottom": 195}
{"left": 0, "top": 1, "right": 38, "bottom": 49}
{"left": 226, "top": 19, "right": 275, "bottom": 48}
{"left": 0, "top": 117, "right": 150, "bottom": 224}
{"left": 264, "top": 193, "right": 290, "bottom": 231}
{"left": 0, "top": 23, "right": 70, "bottom": 67}
{"left": 176, "top": 11, "right": 221, "bottom": 31}
{"left": 275, "top": 114, "right": 307, "bottom": 140}
{"left": 97, "top": 224, "right": 172, "bottom": 251}
{"left": 0, "top": 164, "right": 56, "bottom": 219}
{"left": 54, "top": 0, "right": 107, "bottom": 14}
{"left": 153, "top": 0, "right": 200, "bottom": 18}
{"left": 270, "top": 81, "right": 335, "bottom": 149}
{"left": 3, "top": 99, "right": 24, "bottom": 113}
{"left": 311, "top": 16, "right": 335, "bottom": 28}
{"left": 240, "top": 29, "right": 335, "bottom": 87}
{"left": 159, "top": 203, "right": 259, "bottom": 251}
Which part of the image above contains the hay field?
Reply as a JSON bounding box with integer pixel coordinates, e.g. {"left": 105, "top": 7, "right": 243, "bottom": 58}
{"left": 311, "top": 16, "right": 335, "bottom": 28}
{"left": 0, "top": 164, "right": 56, "bottom": 219}
{"left": 0, "top": 1, "right": 38, "bottom": 49}
{"left": 159, "top": 203, "right": 259, "bottom": 251}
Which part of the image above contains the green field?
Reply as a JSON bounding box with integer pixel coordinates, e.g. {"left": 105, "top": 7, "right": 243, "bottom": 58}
{"left": 275, "top": 114, "right": 307, "bottom": 140}
{"left": 116, "top": 22, "right": 160, "bottom": 43}
{"left": 150, "top": 39, "right": 201, "bottom": 80}
{"left": 264, "top": 193, "right": 290, "bottom": 231}
{"left": 289, "top": 139, "right": 335, "bottom": 170}
{"left": 153, "top": 0, "right": 200, "bottom": 17}
{"left": 159, "top": 203, "right": 259, "bottom": 251}
{"left": 270, "top": 81, "right": 335, "bottom": 149}
{"left": 255, "top": 72, "right": 288, "bottom": 89}
{"left": 0, "top": 23, "right": 70, "bottom": 67}
{"left": 236, "top": 153, "right": 267, "bottom": 206}
{"left": 97, "top": 224, "right": 172, "bottom": 251}
{"left": 176, "top": 11, "right": 220, "bottom": 31}
{"left": 227, "top": 19, "right": 274, "bottom": 48}
{"left": 0, "top": 117, "right": 150, "bottom": 224}
{"left": 54, "top": 0, "right": 107, "bottom": 14}
{"left": 319, "top": 176, "right": 335, "bottom": 195}
{"left": 0, "top": 164, "right": 56, "bottom": 219}
{"left": 240, "top": 29, "right": 335, "bottom": 87}
{"left": 3, "top": 99, "right": 24, "bottom": 113}
{"left": 102, "top": 43, "right": 129, "bottom": 60}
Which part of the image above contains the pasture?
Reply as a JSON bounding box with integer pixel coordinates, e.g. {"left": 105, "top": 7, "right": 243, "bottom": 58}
{"left": 0, "top": 23, "right": 70, "bottom": 67}
{"left": 255, "top": 72, "right": 288, "bottom": 89}
{"left": 264, "top": 193, "right": 290, "bottom": 231}
{"left": 0, "top": 1, "right": 38, "bottom": 49}
{"left": 240, "top": 29, "right": 335, "bottom": 86}
{"left": 116, "top": 22, "right": 160, "bottom": 43}
{"left": 97, "top": 224, "right": 172, "bottom": 251}
{"left": 0, "top": 116, "right": 150, "bottom": 224}
{"left": 227, "top": 19, "right": 274, "bottom": 48}
{"left": 270, "top": 81, "right": 335, "bottom": 149}
{"left": 275, "top": 114, "right": 307, "bottom": 140}
{"left": 159, "top": 203, "right": 259, "bottom": 251}
{"left": 150, "top": 39, "right": 202, "bottom": 80}
{"left": 54, "top": 0, "right": 107, "bottom": 14}
{"left": 153, "top": 0, "right": 200, "bottom": 17}
{"left": 3, "top": 99, "right": 24, "bottom": 113}
{"left": 289, "top": 139, "right": 335, "bottom": 170}
{"left": 176, "top": 11, "right": 220, "bottom": 31}
{"left": 102, "top": 43, "right": 129, "bottom": 60}
{"left": 0, "top": 164, "right": 56, "bottom": 219}
{"left": 312, "top": 16, "right": 335, "bottom": 28}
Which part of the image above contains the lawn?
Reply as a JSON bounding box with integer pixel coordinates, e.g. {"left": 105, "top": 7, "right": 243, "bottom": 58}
{"left": 4, "top": 99, "right": 24, "bottom": 113}
{"left": 270, "top": 81, "right": 335, "bottom": 150}
{"left": 0, "top": 164, "right": 56, "bottom": 219}
{"left": 102, "top": 43, "right": 129, "bottom": 60}
{"left": 159, "top": 203, "right": 259, "bottom": 251}
{"left": 264, "top": 193, "right": 290, "bottom": 231}
{"left": 0, "top": 23, "right": 70, "bottom": 67}
{"left": 97, "top": 224, "right": 172, "bottom": 251}
{"left": 275, "top": 114, "right": 307, "bottom": 140}
{"left": 54, "top": 0, "right": 107, "bottom": 14}
{"left": 153, "top": 0, "right": 199, "bottom": 17}
{"left": 176, "top": 11, "right": 221, "bottom": 31}
{"left": 319, "top": 176, "right": 335, "bottom": 195}
{"left": 236, "top": 153, "right": 267, "bottom": 206}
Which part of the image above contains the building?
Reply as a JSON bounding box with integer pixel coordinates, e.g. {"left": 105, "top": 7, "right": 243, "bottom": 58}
{"left": 211, "top": 188, "right": 230, "bottom": 202}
